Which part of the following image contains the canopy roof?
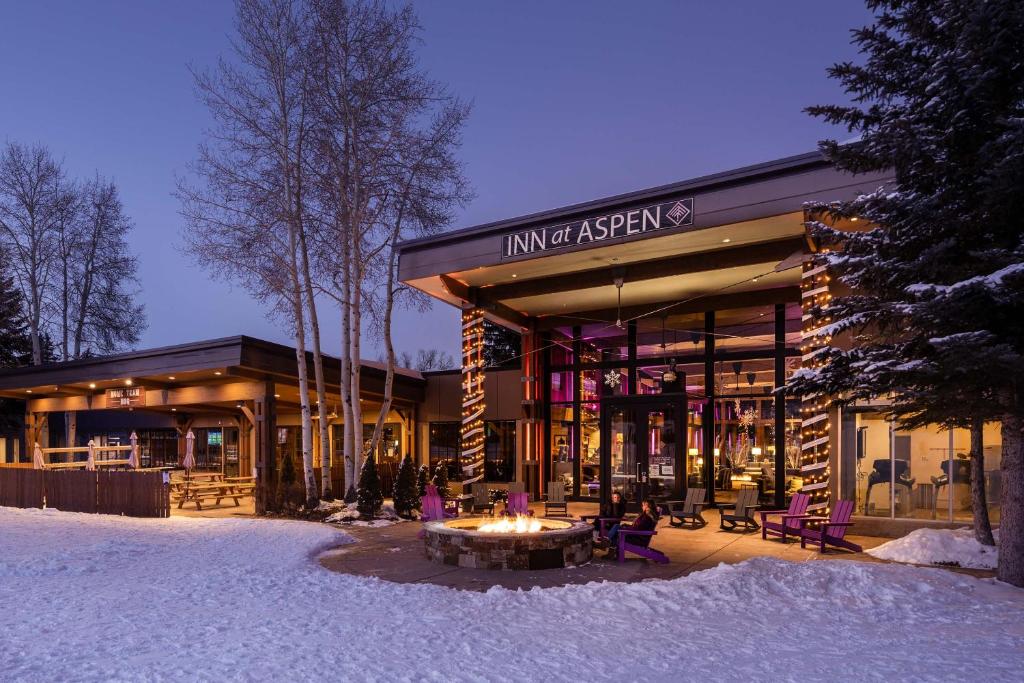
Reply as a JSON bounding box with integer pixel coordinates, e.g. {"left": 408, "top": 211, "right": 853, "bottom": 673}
{"left": 397, "top": 150, "right": 892, "bottom": 330}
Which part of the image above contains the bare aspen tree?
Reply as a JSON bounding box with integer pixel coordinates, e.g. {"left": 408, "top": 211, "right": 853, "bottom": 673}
{"left": 0, "top": 143, "right": 62, "bottom": 365}
{"left": 180, "top": 0, "right": 320, "bottom": 508}
{"left": 308, "top": 0, "right": 470, "bottom": 500}
{"left": 364, "top": 103, "right": 472, "bottom": 461}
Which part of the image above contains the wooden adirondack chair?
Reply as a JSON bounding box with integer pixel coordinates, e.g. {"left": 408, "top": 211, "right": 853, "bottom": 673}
{"left": 617, "top": 527, "right": 669, "bottom": 564}
{"left": 426, "top": 484, "right": 459, "bottom": 516}
{"left": 758, "top": 492, "right": 810, "bottom": 542}
{"left": 664, "top": 488, "right": 707, "bottom": 528}
{"left": 470, "top": 483, "right": 495, "bottom": 515}
{"left": 718, "top": 487, "right": 761, "bottom": 531}
{"left": 504, "top": 491, "right": 533, "bottom": 516}
{"left": 417, "top": 494, "right": 457, "bottom": 539}
{"left": 798, "top": 499, "right": 862, "bottom": 554}
{"left": 544, "top": 481, "right": 568, "bottom": 516}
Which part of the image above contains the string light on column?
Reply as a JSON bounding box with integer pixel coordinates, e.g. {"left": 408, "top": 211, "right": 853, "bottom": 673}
{"left": 461, "top": 308, "right": 486, "bottom": 483}
{"left": 799, "top": 256, "right": 832, "bottom": 514}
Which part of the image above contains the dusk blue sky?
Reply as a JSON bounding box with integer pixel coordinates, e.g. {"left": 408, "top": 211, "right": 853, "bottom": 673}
{"left": 0, "top": 1, "right": 872, "bottom": 361}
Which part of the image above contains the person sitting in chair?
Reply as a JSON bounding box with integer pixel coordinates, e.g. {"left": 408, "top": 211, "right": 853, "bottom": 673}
{"left": 594, "top": 491, "right": 627, "bottom": 532}
{"left": 605, "top": 499, "right": 657, "bottom": 559}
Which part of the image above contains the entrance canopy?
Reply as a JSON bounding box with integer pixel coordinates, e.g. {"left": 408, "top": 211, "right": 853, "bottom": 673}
{"left": 397, "top": 151, "right": 891, "bottom": 329}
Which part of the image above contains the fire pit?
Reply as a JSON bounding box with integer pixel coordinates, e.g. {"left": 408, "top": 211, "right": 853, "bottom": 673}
{"left": 422, "top": 516, "right": 593, "bottom": 570}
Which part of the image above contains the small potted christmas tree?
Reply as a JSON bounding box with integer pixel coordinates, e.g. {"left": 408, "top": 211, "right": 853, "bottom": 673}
{"left": 432, "top": 462, "right": 450, "bottom": 499}
{"left": 356, "top": 455, "right": 384, "bottom": 519}
{"left": 392, "top": 454, "right": 419, "bottom": 519}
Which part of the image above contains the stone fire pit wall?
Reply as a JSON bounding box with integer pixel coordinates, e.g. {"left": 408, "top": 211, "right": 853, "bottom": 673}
{"left": 422, "top": 518, "right": 593, "bottom": 571}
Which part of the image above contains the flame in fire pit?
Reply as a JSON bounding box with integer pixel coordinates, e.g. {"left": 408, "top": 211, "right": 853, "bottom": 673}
{"left": 477, "top": 515, "right": 542, "bottom": 533}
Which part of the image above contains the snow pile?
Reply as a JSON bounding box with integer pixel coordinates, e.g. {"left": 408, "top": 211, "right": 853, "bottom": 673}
{"left": 2, "top": 507, "right": 1023, "bottom": 682}
{"left": 324, "top": 501, "right": 404, "bottom": 526}
{"left": 867, "top": 527, "right": 999, "bottom": 569}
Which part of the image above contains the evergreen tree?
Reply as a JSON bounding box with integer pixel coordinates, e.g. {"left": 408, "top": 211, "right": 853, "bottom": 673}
{"left": 483, "top": 320, "right": 520, "bottom": 368}
{"left": 0, "top": 258, "right": 31, "bottom": 368}
{"left": 392, "top": 454, "right": 419, "bottom": 519}
{"left": 276, "top": 451, "right": 298, "bottom": 512}
{"left": 792, "top": 0, "right": 1024, "bottom": 584}
{"left": 416, "top": 464, "right": 429, "bottom": 501}
{"left": 356, "top": 455, "right": 384, "bottom": 518}
{"left": 432, "top": 461, "right": 450, "bottom": 499}
{"left": 0, "top": 256, "right": 31, "bottom": 435}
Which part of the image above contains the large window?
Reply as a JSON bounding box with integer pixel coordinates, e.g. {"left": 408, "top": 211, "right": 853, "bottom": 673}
{"left": 484, "top": 421, "right": 516, "bottom": 482}
{"left": 545, "top": 303, "right": 803, "bottom": 505}
{"left": 840, "top": 408, "right": 1001, "bottom": 524}
{"left": 428, "top": 421, "right": 461, "bottom": 478}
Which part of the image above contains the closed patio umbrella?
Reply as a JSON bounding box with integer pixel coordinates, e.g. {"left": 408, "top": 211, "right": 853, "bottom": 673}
{"left": 128, "top": 432, "right": 140, "bottom": 469}
{"left": 86, "top": 440, "right": 96, "bottom": 471}
{"left": 183, "top": 430, "right": 196, "bottom": 471}
{"left": 32, "top": 443, "right": 45, "bottom": 470}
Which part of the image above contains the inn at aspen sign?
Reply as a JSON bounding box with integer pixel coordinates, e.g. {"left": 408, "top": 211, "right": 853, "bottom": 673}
{"left": 501, "top": 198, "right": 693, "bottom": 259}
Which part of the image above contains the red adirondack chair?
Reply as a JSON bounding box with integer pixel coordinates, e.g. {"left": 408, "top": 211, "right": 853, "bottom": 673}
{"left": 758, "top": 492, "right": 810, "bottom": 542}
{"left": 504, "top": 491, "right": 533, "bottom": 516}
{"left": 797, "top": 499, "right": 862, "bottom": 553}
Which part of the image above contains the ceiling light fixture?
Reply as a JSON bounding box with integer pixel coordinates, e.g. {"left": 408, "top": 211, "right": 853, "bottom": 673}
{"left": 722, "top": 238, "right": 731, "bottom": 243}
{"left": 88, "top": 383, "right": 97, "bottom": 389}
{"left": 214, "top": 371, "right": 222, "bottom": 376}
{"left": 168, "top": 376, "right": 176, "bottom": 380}
{"left": 124, "top": 379, "right": 133, "bottom": 386}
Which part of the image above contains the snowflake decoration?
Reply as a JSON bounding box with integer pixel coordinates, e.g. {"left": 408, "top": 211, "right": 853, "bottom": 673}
{"left": 739, "top": 408, "right": 757, "bottom": 429}
{"left": 604, "top": 370, "right": 621, "bottom": 389}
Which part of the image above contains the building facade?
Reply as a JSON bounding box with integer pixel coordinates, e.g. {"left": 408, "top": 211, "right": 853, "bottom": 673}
{"left": 0, "top": 152, "right": 1000, "bottom": 530}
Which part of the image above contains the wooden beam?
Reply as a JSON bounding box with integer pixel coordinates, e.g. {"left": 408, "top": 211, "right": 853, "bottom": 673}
{"left": 439, "top": 274, "right": 530, "bottom": 330}
{"left": 483, "top": 238, "right": 806, "bottom": 301}
{"left": 534, "top": 286, "right": 801, "bottom": 330}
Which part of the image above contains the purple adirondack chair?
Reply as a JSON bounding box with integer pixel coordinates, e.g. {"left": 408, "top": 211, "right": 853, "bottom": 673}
{"left": 417, "top": 494, "right": 457, "bottom": 539}
{"left": 798, "top": 499, "right": 862, "bottom": 553}
{"left": 504, "top": 491, "right": 533, "bottom": 516}
{"left": 617, "top": 527, "right": 669, "bottom": 565}
{"left": 758, "top": 492, "right": 810, "bottom": 542}
{"left": 426, "top": 484, "right": 459, "bottom": 515}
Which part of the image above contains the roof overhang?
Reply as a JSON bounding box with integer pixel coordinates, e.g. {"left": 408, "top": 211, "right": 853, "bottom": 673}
{"left": 398, "top": 150, "right": 893, "bottom": 329}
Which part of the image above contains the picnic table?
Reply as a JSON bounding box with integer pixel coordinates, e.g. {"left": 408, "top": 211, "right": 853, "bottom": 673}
{"left": 174, "top": 478, "right": 255, "bottom": 510}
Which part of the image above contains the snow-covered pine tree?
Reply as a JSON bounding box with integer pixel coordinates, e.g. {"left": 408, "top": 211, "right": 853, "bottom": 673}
{"left": 356, "top": 455, "right": 384, "bottom": 519}
{"left": 416, "top": 464, "right": 429, "bottom": 501}
{"left": 432, "top": 462, "right": 449, "bottom": 499}
{"left": 791, "top": 0, "right": 1024, "bottom": 584}
{"left": 392, "top": 454, "right": 419, "bottom": 518}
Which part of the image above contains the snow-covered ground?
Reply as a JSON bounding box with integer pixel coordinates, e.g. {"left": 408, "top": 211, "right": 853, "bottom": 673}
{"left": 867, "top": 527, "right": 999, "bottom": 569}
{"left": 2, "top": 507, "right": 1023, "bottom": 682}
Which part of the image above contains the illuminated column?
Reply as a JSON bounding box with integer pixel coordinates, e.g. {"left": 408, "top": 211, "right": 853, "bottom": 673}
{"left": 460, "top": 308, "right": 486, "bottom": 482}
{"left": 799, "top": 257, "right": 832, "bottom": 513}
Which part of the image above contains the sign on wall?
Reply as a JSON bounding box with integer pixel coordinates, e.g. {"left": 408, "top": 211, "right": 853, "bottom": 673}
{"left": 501, "top": 197, "right": 694, "bottom": 259}
{"left": 106, "top": 386, "right": 146, "bottom": 408}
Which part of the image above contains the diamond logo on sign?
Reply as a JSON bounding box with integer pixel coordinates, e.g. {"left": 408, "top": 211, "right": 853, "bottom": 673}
{"left": 666, "top": 200, "right": 692, "bottom": 226}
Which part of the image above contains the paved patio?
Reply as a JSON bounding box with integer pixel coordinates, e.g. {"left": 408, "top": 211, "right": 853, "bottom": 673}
{"left": 318, "top": 501, "right": 892, "bottom": 591}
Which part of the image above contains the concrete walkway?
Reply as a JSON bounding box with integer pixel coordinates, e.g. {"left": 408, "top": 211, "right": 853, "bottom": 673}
{"left": 318, "top": 502, "right": 890, "bottom": 591}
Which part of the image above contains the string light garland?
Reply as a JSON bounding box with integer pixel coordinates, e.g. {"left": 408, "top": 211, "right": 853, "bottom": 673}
{"left": 460, "top": 308, "right": 486, "bottom": 483}
{"left": 799, "top": 256, "right": 832, "bottom": 513}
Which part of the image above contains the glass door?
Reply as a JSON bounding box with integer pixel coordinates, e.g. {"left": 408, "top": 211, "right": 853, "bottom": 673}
{"left": 601, "top": 398, "right": 685, "bottom": 509}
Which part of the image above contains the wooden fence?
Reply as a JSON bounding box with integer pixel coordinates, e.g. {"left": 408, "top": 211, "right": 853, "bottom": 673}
{"left": 0, "top": 468, "right": 169, "bottom": 517}
{"left": 0, "top": 468, "right": 44, "bottom": 508}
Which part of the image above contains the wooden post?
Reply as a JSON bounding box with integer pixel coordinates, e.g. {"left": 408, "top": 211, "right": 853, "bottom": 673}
{"left": 254, "top": 383, "right": 277, "bottom": 514}
{"left": 703, "top": 312, "right": 716, "bottom": 507}
{"left": 774, "top": 303, "right": 787, "bottom": 509}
